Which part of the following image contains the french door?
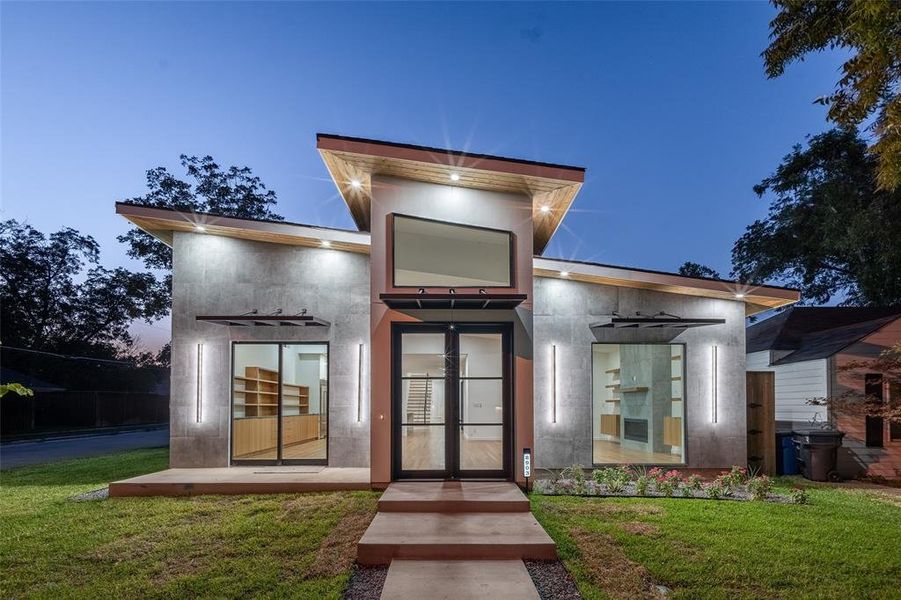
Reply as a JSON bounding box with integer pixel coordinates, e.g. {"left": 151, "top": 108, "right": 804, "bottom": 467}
{"left": 392, "top": 323, "right": 512, "bottom": 479}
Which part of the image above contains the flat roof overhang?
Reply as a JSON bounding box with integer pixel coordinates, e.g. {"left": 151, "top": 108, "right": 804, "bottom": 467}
{"left": 534, "top": 257, "right": 800, "bottom": 317}
{"left": 316, "top": 133, "right": 585, "bottom": 255}
{"left": 379, "top": 292, "right": 527, "bottom": 310}
{"left": 115, "top": 202, "right": 371, "bottom": 254}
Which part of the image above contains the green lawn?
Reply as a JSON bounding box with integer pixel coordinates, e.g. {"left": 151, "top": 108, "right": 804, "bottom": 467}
{"left": 531, "top": 484, "right": 901, "bottom": 600}
{"left": 0, "top": 449, "right": 380, "bottom": 599}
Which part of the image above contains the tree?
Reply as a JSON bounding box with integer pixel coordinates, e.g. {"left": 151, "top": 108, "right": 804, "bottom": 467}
{"left": 0, "top": 220, "right": 169, "bottom": 358}
{"left": 764, "top": 1, "right": 901, "bottom": 189}
{"left": 732, "top": 128, "right": 901, "bottom": 305}
{"left": 678, "top": 262, "right": 721, "bottom": 279}
{"left": 118, "top": 155, "right": 283, "bottom": 280}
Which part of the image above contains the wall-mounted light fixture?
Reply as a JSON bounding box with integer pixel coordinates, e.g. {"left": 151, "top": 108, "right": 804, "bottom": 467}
{"left": 321, "top": 239, "right": 331, "bottom": 248}
{"left": 551, "top": 344, "right": 558, "bottom": 424}
{"left": 449, "top": 172, "right": 460, "bottom": 181}
{"left": 196, "top": 343, "right": 204, "bottom": 423}
{"left": 350, "top": 179, "right": 362, "bottom": 189}
{"left": 357, "top": 343, "right": 365, "bottom": 423}
{"left": 711, "top": 345, "right": 718, "bottom": 424}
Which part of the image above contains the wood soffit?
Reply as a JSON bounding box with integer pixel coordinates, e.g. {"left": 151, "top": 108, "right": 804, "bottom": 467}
{"left": 316, "top": 134, "right": 585, "bottom": 255}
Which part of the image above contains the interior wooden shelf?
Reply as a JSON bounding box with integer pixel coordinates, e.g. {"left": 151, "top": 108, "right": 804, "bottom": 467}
{"left": 672, "top": 355, "right": 682, "bottom": 361}
{"left": 605, "top": 399, "right": 621, "bottom": 403}
{"left": 671, "top": 397, "right": 683, "bottom": 402}
{"left": 671, "top": 376, "right": 682, "bottom": 381}
{"left": 620, "top": 386, "right": 649, "bottom": 393}
{"left": 605, "top": 384, "right": 620, "bottom": 389}
{"left": 605, "top": 368, "right": 620, "bottom": 374}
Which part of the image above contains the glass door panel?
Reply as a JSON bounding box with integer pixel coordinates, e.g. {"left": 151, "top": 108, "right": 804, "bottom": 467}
{"left": 399, "top": 332, "right": 449, "bottom": 475}
{"left": 457, "top": 332, "right": 506, "bottom": 476}
{"left": 280, "top": 344, "right": 327, "bottom": 461}
{"left": 232, "top": 344, "right": 279, "bottom": 460}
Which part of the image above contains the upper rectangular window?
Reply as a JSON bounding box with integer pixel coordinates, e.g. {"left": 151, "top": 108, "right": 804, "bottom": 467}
{"left": 393, "top": 215, "right": 513, "bottom": 287}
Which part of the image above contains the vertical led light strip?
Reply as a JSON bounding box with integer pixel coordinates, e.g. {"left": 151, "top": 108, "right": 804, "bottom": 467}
{"left": 711, "top": 345, "right": 718, "bottom": 424}
{"left": 196, "top": 343, "right": 204, "bottom": 423}
{"left": 551, "top": 344, "right": 557, "bottom": 424}
{"left": 357, "top": 343, "right": 364, "bottom": 423}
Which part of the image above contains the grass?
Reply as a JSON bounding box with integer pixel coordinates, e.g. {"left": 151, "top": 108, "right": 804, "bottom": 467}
{"left": 531, "top": 481, "right": 901, "bottom": 600}
{"left": 0, "top": 449, "right": 380, "bottom": 599}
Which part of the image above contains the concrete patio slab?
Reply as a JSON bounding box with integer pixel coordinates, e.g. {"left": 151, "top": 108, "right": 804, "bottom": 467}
{"left": 108, "top": 466, "right": 371, "bottom": 496}
{"left": 380, "top": 560, "right": 539, "bottom": 599}
{"left": 378, "top": 481, "right": 529, "bottom": 513}
{"left": 357, "top": 512, "right": 556, "bottom": 564}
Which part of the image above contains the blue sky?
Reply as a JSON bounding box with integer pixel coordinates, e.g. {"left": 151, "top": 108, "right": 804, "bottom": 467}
{"left": 2, "top": 2, "right": 843, "bottom": 349}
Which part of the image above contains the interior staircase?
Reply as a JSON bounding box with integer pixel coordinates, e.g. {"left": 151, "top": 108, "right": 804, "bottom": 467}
{"left": 405, "top": 378, "right": 433, "bottom": 424}
{"left": 358, "top": 481, "right": 555, "bottom": 599}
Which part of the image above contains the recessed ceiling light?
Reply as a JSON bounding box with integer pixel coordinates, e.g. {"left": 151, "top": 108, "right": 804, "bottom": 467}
{"left": 540, "top": 205, "right": 551, "bottom": 214}
{"left": 194, "top": 225, "right": 206, "bottom": 232}
{"left": 321, "top": 240, "right": 331, "bottom": 248}
{"left": 560, "top": 271, "right": 569, "bottom": 277}
{"left": 450, "top": 172, "right": 460, "bottom": 181}
{"left": 735, "top": 293, "right": 745, "bottom": 299}
{"left": 350, "top": 179, "right": 362, "bottom": 189}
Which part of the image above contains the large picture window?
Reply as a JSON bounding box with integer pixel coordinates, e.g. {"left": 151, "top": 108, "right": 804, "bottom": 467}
{"left": 592, "top": 343, "right": 685, "bottom": 465}
{"left": 393, "top": 215, "right": 513, "bottom": 287}
{"left": 231, "top": 342, "right": 328, "bottom": 463}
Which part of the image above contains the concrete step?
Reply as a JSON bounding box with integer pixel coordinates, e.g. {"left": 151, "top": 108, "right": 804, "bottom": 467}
{"left": 357, "top": 512, "right": 556, "bottom": 565}
{"left": 378, "top": 481, "right": 530, "bottom": 513}
{"left": 380, "top": 560, "right": 539, "bottom": 599}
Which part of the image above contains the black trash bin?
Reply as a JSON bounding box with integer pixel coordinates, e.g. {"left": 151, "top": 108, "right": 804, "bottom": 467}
{"left": 793, "top": 429, "right": 844, "bottom": 482}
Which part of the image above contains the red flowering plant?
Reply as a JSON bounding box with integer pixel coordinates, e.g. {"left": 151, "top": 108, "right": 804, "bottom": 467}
{"left": 656, "top": 469, "right": 682, "bottom": 497}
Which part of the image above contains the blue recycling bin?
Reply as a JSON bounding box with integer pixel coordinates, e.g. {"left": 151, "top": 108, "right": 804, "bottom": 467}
{"left": 777, "top": 432, "right": 798, "bottom": 475}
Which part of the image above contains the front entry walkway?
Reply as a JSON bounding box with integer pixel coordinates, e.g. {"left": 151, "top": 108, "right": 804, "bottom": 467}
{"left": 357, "top": 481, "right": 555, "bottom": 599}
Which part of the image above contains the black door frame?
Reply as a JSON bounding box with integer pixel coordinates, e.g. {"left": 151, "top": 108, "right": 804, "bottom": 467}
{"left": 391, "top": 322, "right": 513, "bottom": 480}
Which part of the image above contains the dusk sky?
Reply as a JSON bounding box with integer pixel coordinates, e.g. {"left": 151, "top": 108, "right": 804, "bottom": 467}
{"left": 2, "top": 2, "right": 844, "bottom": 350}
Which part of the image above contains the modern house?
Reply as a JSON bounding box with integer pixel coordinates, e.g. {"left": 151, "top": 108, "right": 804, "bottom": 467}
{"left": 116, "top": 133, "right": 798, "bottom": 489}
{"left": 747, "top": 307, "right": 901, "bottom": 479}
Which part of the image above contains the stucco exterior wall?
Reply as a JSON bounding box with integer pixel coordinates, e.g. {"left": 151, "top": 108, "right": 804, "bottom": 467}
{"left": 368, "top": 175, "right": 534, "bottom": 486}
{"left": 170, "top": 232, "right": 370, "bottom": 468}
{"left": 533, "top": 276, "right": 747, "bottom": 469}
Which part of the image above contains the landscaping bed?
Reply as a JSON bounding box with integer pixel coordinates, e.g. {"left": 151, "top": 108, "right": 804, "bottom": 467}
{"left": 536, "top": 465, "right": 808, "bottom": 504}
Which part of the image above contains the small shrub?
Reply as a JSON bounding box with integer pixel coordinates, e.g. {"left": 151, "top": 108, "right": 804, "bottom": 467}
{"left": 747, "top": 475, "right": 772, "bottom": 501}
{"left": 633, "top": 467, "right": 650, "bottom": 496}
{"left": 593, "top": 466, "right": 631, "bottom": 493}
{"left": 657, "top": 479, "right": 676, "bottom": 497}
{"left": 721, "top": 466, "right": 749, "bottom": 488}
{"left": 713, "top": 474, "right": 734, "bottom": 497}
{"left": 704, "top": 482, "right": 724, "bottom": 499}
{"left": 686, "top": 474, "right": 703, "bottom": 492}
{"left": 680, "top": 484, "right": 693, "bottom": 497}
{"left": 788, "top": 487, "right": 809, "bottom": 505}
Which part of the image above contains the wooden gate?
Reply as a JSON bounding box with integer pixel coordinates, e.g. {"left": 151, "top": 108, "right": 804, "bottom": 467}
{"left": 746, "top": 372, "right": 776, "bottom": 475}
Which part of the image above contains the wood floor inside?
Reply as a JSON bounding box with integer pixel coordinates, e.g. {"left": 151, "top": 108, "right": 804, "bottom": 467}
{"left": 401, "top": 428, "right": 502, "bottom": 471}
{"left": 593, "top": 439, "right": 682, "bottom": 464}
{"left": 233, "top": 438, "right": 326, "bottom": 461}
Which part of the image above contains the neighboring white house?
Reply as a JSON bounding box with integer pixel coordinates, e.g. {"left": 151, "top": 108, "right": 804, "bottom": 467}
{"left": 747, "top": 307, "right": 901, "bottom": 479}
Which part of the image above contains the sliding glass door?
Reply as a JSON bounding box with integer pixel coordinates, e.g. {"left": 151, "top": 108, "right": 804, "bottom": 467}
{"left": 231, "top": 342, "right": 328, "bottom": 464}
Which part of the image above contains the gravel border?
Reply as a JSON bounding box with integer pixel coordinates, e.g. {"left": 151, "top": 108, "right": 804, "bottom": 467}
{"left": 70, "top": 487, "right": 109, "bottom": 502}
{"left": 525, "top": 560, "right": 582, "bottom": 600}
{"left": 343, "top": 563, "right": 387, "bottom": 600}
